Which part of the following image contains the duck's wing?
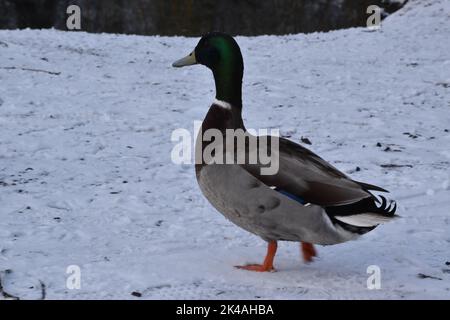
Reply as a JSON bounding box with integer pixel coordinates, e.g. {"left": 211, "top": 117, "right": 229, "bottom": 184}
{"left": 242, "top": 137, "right": 387, "bottom": 207}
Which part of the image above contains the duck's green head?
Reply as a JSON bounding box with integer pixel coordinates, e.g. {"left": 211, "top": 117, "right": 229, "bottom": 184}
{"left": 173, "top": 32, "right": 244, "bottom": 108}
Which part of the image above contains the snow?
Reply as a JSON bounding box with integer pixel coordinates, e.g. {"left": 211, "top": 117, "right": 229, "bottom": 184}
{"left": 0, "top": 0, "right": 449, "bottom": 299}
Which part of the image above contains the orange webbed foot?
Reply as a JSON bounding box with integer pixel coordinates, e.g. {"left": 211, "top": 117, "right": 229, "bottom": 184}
{"left": 235, "top": 264, "right": 275, "bottom": 272}
{"left": 301, "top": 242, "right": 317, "bottom": 263}
{"left": 235, "top": 241, "right": 278, "bottom": 272}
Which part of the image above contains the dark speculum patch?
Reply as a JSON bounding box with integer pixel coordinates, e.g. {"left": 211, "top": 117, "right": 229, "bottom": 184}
{"left": 248, "top": 180, "right": 260, "bottom": 188}
{"left": 256, "top": 205, "right": 266, "bottom": 213}
{"left": 265, "top": 197, "right": 281, "bottom": 210}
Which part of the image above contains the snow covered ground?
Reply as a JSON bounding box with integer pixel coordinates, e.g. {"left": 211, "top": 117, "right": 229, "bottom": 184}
{"left": 0, "top": 0, "right": 449, "bottom": 299}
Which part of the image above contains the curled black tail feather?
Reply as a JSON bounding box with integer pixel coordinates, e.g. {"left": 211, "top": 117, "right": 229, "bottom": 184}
{"left": 325, "top": 195, "right": 397, "bottom": 235}
{"left": 373, "top": 195, "right": 397, "bottom": 215}
{"left": 325, "top": 195, "right": 397, "bottom": 217}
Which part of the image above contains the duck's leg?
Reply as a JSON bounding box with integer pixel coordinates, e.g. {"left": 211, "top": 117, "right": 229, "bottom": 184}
{"left": 301, "top": 242, "right": 317, "bottom": 263}
{"left": 235, "top": 241, "right": 277, "bottom": 272}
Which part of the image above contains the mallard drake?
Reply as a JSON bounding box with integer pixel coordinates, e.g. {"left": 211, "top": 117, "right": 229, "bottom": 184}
{"left": 172, "top": 32, "right": 397, "bottom": 272}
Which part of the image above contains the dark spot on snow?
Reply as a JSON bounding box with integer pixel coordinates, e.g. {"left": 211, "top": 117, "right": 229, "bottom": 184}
{"left": 445, "top": 261, "right": 450, "bottom": 266}
{"left": 301, "top": 136, "right": 312, "bottom": 145}
{"left": 155, "top": 220, "right": 163, "bottom": 227}
{"left": 150, "top": 284, "right": 171, "bottom": 290}
{"left": 355, "top": 166, "right": 361, "bottom": 172}
{"left": 53, "top": 217, "right": 61, "bottom": 221}
{"left": 417, "top": 273, "right": 442, "bottom": 280}
{"left": 436, "top": 82, "right": 450, "bottom": 88}
{"left": 110, "top": 191, "right": 120, "bottom": 194}
{"left": 403, "top": 132, "right": 420, "bottom": 139}
{"left": 131, "top": 291, "right": 142, "bottom": 297}
{"left": 445, "top": 129, "right": 449, "bottom": 133}
{"left": 126, "top": 146, "right": 133, "bottom": 149}
{"left": 26, "top": 206, "right": 31, "bottom": 210}
{"left": 376, "top": 142, "right": 382, "bottom": 147}
{"left": 122, "top": 180, "right": 128, "bottom": 184}
{"left": 382, "top": 145, "right": 402, "bottom": 152}
{"left": 192, "top": 281, "right": 202, "bottom": 287}
{"left": 406, "top": 62, "right": 419, "bottom": 67}
{"left": 380, "top": 164, "right": 413, "bottom": 169}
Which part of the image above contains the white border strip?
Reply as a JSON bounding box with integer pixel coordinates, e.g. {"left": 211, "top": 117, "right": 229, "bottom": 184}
{"left": 213, "top": 98, "right": 232, "bottom": 110}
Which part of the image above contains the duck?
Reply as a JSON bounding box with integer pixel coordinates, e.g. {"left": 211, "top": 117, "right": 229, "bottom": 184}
{"left": 172, "top": 32, "right": 397, "bottom": 272}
